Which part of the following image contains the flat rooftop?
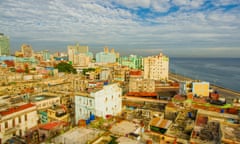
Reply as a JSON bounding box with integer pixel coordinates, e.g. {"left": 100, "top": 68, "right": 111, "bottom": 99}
{"left": 53, "top": 128, "right": 103, "bottom": 144}
{"left": 110, "top": 120, "right": 138, "bottom": 136}
{"left": 30, "top": 95, "right": 58, "bottom": 102}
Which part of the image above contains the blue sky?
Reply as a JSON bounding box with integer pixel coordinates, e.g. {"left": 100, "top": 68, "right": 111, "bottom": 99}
{"left": 0, "top": 0, "right": 240, "bottom": 57}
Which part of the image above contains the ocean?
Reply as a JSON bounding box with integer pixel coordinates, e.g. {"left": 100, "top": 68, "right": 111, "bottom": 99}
{"left": 169, "top": 58, "right": 240, "bottom": 92}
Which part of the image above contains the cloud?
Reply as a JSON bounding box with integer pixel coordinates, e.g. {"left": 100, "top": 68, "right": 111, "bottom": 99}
{"left": 114, "top": 0, "right": 150, "bottom": 9}
{"left": 151, "top": 0, "right": 172, "bottom": 12}
{"left": 212, "top": 0, "right": 240, "bottom": 6}
{"left": 0, "top": 0, "right": 240, "bottom": 57}
{"left": 172, "top": 0, "right": 205, "bottom": 9}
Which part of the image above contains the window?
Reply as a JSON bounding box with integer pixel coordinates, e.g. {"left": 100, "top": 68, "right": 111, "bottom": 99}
{"left": 13, "top": 119, "right": 15, "bottom": 127}
{"left": 25, "top": 115, "right": 27, "bottom": 121}
{"left": 5, "top": 122, "right": 8, "bottom": 129}
{"left": 19, "top": 116, "right": 21, "bottom": 123}
{"left": 89, "top": 100, "right": 92, "bottom": 106}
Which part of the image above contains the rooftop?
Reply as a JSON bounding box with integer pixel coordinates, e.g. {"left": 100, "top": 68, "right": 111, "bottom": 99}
{"left": 30, "top": 95, "right": 58, "bottom": 102}
{"left": 53, "top": 127, "right": 103, "bottom": 144}
{"left": 0, "top": 103, "right": 35, "bottom": 116}
{"left": 221, "top": 122, "right": 240, "bottom": 143}
{"left": 110, "top": 120, "right": 138, "bottom": 136}
{"left": 39, "top": 121, "right": 67, "bottom": 130}
{"left": 150, "top": 117, "right": 172, "bottom": 129}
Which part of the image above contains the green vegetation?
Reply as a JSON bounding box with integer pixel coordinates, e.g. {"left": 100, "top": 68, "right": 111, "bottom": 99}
{"left": 55, "top": 62, "right": 77, "bottom": 74}
{"left": 82, "top": 68, "right": 95, "bottom": 75}
{"left": 108, "top": 136, "right": 118, "bottom": 144}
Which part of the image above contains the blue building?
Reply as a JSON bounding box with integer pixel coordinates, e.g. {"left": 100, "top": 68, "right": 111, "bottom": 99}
{"left": 96, "top": 47, "right": 116, "bottom": 63}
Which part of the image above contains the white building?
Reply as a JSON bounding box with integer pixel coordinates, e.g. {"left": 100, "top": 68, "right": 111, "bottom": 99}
{"left": 75, "top": 83, "right": 122, "bottom": 124}
{"left": 143, "top": 53, "right": 169, "bottom": 81}
{"left": 0, "top": 103, "right": 38, "bottom": 143}
{"left": 30, "top": 95, "right": 60, "bottom": 110}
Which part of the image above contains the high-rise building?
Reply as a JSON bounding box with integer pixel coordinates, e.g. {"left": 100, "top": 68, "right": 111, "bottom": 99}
{"left": 0, "top": 33, "right": 10, "bottom": 56}
{"left": 67, "top": 43, "right": 92, "bottom": 65}
{"left": 73, "top": 53, "right": 90, "bottom": 67}
{"left": 96, "top": 47, "right": 116, "bottom": 63}
{"left": 118, "top": 55, "right": 143, "bottom": 69}
{"left": 144, "top": 53, "right": 169, "bottom": 81}
{"left": 42, "top": 50, "right": 50, "bottom": 61}
{"left": 68, "top": 43, "right": 88, "bottom": 54}
{"left": 21, "top": 44, "right": 33, "bottom": 57}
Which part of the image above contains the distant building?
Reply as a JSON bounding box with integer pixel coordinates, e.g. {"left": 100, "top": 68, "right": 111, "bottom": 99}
{"left": 129, "top": 70, "right": 155, "bottom": 93}
{"left": 179, "top": 81, "right": 210, "bottom": 97}
{"left": 67, "top": 43, "right": 92, "bottom": 66}
{"left": 42, "top": 50, "right": 50, "bottom": 61}
{"left": 68, "top": 43, "right": 89, "bottom": 55}
{"left": 113, "top": 66, "right": 129, "bottom": 82}
{"left": 192, "top": 82, "right": 210, "bottom": 97}
{"left": 75, "top": 83, "right": 122, "bottom": 124}
{"left": 179, "top": 81, "right": 192, "bottom": 96}
{"left": 21, "top": 44, "right": 33, "bottom": 57}
{"left": 72, "top": 78, "right": 88, "bottom": 92}
{"left": 0, "top": 103, "right": 38, "bottom": 143}
{"left": 118, "top": 55, "right": 143, "bottom": 69}
{"left": 73, "top": 53, "right": 91, "bottom": 66}
{"left": 0, "top": 33, "right": 10, "bottom": 56}
{"left": 99, "top": 67, "right": 112, "bottom": 81}
{"left": 96, "top": 47, "right": 117, "bottom": 63}
{"left": 143, "top": 53, "right": 169, "bottom": 81}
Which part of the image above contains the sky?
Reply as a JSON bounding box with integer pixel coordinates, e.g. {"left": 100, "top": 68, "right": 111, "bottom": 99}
{"left": 0, "top": 0, "right": 240, "bottom": 57}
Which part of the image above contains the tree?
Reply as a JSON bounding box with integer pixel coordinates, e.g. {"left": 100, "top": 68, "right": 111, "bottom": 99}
{"left": 55, "top": 62, "right": 77, "bottom": 74}
{"left": 82, "top": 68, "right": 95, "bottom": 75}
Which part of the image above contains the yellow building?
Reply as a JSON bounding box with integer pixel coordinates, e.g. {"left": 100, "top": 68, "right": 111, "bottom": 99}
{"left": 68, "top": 43, "right": 89, "bottom": 63}
{"left": 143, "top": 53, "right": 169, "bottom": 81}
{"left": 192, "top": 82, "right": 210, "bottom": 97}
{"left": 21, "top": 44, "right": 33, "bottom": 57}
{"left": 47, "top": 105, "right": 69, "bottom": 123}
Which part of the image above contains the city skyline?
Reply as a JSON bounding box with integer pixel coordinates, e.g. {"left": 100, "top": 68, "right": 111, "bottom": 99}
{"left": 0, "top": 0, "right": 240, "bottom": 57}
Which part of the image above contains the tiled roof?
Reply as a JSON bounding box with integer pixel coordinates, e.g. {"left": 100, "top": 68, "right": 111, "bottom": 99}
{"left": 150, "top": 117, "right": 172, "bottom": 129}
{"left": 0, "top": 103, "right": 35, "bottom": 116}
{"left": 39, "top": 121, "right": 67, "bottom": 130}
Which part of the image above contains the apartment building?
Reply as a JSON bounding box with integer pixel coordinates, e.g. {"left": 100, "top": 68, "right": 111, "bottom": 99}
{"left": 47, "top": 105, "right": 69, "bottom": 123}
{"left": 0, "top": 33, "right": 10, "bottom": 56}
{"left": 143, "top": 53, "right": 169, "bottom": 81}
{"left": 68, "top": 43, "right": 93, "bottom": 66}
{"left": 75, "top": 83, "right": 122, "bottom": 124}
{"left": 129, "top": 70, "right": 155, "bottom": 93}
{"left": 30, "top": 95, "right": 60, "bottom": 110}
{"left": 0, "top": 103, "right": 38, "bottom": 143}
{"left": 118, "top": 55, "right": 143, "bottom": 69}
{"left": 21, "top": 44, "right": 33, "bottom": 57}
{"left": 96, "top": 47, "right": 117, "bottom": 63}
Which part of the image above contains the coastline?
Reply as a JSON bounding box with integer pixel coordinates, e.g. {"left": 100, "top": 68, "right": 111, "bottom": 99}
{"left": 169, "top": 72, "right": 240, "bottom": 101}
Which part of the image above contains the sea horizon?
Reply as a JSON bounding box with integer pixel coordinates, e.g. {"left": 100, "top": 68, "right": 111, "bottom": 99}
{"left": 170, "top": 57, "right": 240, "bottom": 92}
